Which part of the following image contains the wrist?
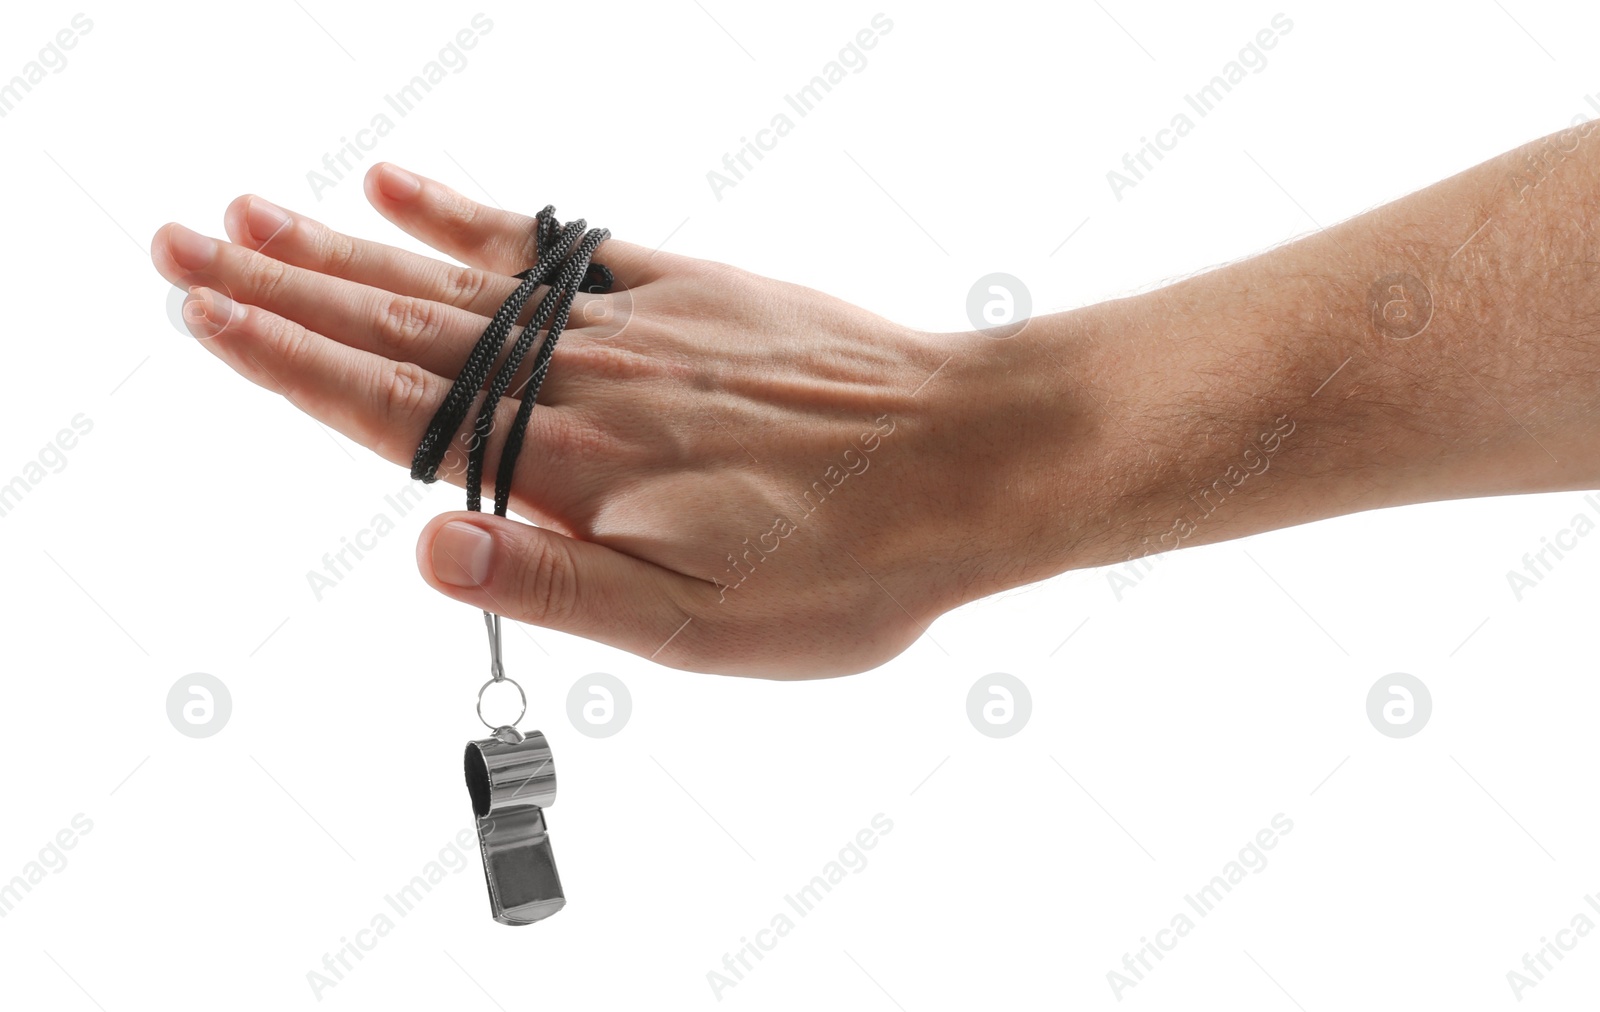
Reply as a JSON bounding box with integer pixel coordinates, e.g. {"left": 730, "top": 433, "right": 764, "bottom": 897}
{"left": 913, "top": 309, "right": 1133, "bottom": 604}
{"left": 942, "top": 289, "right": 1322, "bottom": 593}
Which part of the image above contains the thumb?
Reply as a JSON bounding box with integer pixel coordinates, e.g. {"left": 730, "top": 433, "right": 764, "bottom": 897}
{"left": 416, "top": 512, "right": 703, "bottom": 663}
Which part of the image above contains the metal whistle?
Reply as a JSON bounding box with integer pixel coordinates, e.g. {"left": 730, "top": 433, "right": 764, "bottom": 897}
{"left": 465, "top": 725, "right": 564, "bottom": 924}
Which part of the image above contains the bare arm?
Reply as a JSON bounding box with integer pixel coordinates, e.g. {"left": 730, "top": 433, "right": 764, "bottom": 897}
{"left": 148, "top": 125, "right": 1600, "bottom": 676}
{"left": 977, "top": 122, "right": 1600, "bottom": 586}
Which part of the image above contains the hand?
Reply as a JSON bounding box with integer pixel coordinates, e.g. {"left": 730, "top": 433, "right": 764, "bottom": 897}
{"left": 149, "top": 164, "right": 1078, "bottom": 677}
{"left": 152, "top": 127, "right": 1600, "bottom": 678}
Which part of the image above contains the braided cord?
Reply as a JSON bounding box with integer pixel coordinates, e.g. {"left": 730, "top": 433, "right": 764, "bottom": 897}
{"left": 410, "top": 205, "right": 613, "bottom": 519}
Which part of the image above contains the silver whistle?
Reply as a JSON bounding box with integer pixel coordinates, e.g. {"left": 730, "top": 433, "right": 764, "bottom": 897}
{"left": 464, "top": 725, "right": 564, "bottom": 924}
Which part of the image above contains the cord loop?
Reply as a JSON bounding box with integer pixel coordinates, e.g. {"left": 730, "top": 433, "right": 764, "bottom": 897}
{"left": 412, "top": 205, "right": 612, "bottom": 716}
{"left": 410, "top": 205, "right": 612, "bottom": 513}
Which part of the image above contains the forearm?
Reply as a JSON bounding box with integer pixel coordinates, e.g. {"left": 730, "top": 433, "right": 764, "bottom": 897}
{"left": 954, "top": 123, "right": 1600, "bottom": 594}
{"left": 148, "top": 133, "right": 1600, "bottom": 674}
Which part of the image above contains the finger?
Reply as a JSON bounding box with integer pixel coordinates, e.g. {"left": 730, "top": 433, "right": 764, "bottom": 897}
{"left": 154, "top": 221, "right": 552, "bottom": 386}
{"left": 224, "top": 193, "right": 620, "bottom": 327}
{"left": 171, "top": 280, "right": 591, "bottom": 525}
{"left": 363, "top": 162, "right": 667, "bottom": 287}
{"left": 222, "top": 193, "right": 524, "bottom": 317}
{"left": 418, "top": 511, "right": 710, "bottom": 664}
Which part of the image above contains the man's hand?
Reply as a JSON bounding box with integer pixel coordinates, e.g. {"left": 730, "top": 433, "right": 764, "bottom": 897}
{"left": 150, "top": 163, "right": 1084, "bottom": 677}
{"left": 150, "top": 123, "right": 1600, "bottom": 677}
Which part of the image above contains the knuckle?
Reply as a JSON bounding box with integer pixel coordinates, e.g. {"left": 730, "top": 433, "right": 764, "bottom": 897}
{"left": 264, "top": 320, "right": 317, "bottom": 405}
{"left": 515, "top": 535, "right": 578, "bottom": 627}
{"left": 244, "top": 253, "right": 289, "bottom": 302}
{"left": 383, "top": 359, "right": 433, "bottom": 422}
{"left": 377, "top": 295, "right": 438, "bottom": 351}
{"left": 441, "top": 191, "right": 484, "bottom": 235}
{"left": 319, "top": 226, "right": 360, "bottom": 276}
{"left": 442, "top": 265, "right": 487, "bottom": 307}
{"left": 272, "top": 317, "right": 314, "bottom": 371}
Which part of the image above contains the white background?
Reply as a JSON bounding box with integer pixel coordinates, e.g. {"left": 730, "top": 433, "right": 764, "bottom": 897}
{"left": 1, "top": 1, "right": 1597, "bottom": 1008}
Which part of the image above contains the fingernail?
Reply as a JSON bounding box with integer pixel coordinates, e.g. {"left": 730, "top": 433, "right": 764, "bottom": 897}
{"left": 168, "top": 224, "right": 218, "bottom": 270}
{"left": 376, "top": 163, "right": 422, "bottom": 201}
{"left": 245, "top": 197, "right": 292, "bottom": 243}
{"left": 433, "top": 521, "right": 493, "bottom": 587}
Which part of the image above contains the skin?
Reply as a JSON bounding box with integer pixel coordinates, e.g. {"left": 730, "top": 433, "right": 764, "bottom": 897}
{"left": 149, "top": 123, "right": 1600, "bottom": 678}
